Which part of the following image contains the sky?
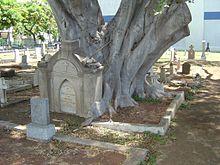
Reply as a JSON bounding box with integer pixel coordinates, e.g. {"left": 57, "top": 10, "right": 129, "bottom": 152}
{"left": 98, "top": 0, "right": 121, "bottom": 16}
{"left": 16, "top": 0, "right": 121, "bottom": 16}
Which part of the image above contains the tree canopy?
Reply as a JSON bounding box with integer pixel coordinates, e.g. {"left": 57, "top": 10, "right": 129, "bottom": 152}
{"left": 0, "top": 0, "right": 21, "bottom": 30}
{"left": 0, "top": 0, "right": 58, "bottom": 43}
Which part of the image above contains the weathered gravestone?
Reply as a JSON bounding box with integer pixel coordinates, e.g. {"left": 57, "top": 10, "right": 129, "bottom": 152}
{"left": 33, "top": 69, "right": 39, "bottom": 87}
{"left": 56, "top": 43, "right": 60, "bottom": 51}
{"left": 14, "top": 49, "right": 21, "bottom": 63}
{"left": 182, "top": 62, "right": 191, "bottom": 74}
{"left": 160, "top": 67, "right": 167, "bottom": 82}
{"left": 35, "top": 47, "right": 42, "bottom": 61}
{"left": 41, "top": 43, "right": 46, "bottom": 56}
{"left": 21, "top": 55, "right": 28, "bottom": 64}
{"left": 24, "top": 48, "right": 30, "bottom": 62}
{"left": 27, "top": 97, "right": 55, "bottom": 141}
{"left": 188, "top": 45, "right": 195, "bottom": 60}
{"left": 38, "top": 40, "right": 103, "bottom": 118}
{"left": 0, "top": 69, "right": 16, "bottom": 77}
{"left": 170, "top": 62, "right": 174, "bottom": 75}
{"left": 177, "top": 58, "right": 181, "bottom": 71}
{"left": 146, "top": 69, "right": 164, "bottom": 91}
{"left": 205, "top": 42, "right": 210, "bottom": 52}
{"left": 0, "top": 78, "right": 9, "bottom": 105}
{"left": 201, "top": 40, "right": 206, "bottom": 60}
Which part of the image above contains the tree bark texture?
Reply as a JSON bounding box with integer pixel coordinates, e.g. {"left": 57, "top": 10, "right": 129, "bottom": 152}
{"left": 47, "top": 0, "right": 191, "bottom": 120}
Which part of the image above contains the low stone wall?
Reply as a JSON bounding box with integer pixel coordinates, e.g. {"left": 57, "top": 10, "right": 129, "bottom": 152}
{"left": 92, "top": 91, "right": 185, "bottom": 135}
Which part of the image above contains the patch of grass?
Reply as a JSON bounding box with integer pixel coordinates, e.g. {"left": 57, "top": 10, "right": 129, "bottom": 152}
{"left": 60, "top": 116, "right": 85, "bottom": 134}
{"left": 185, "top": 91, "right": 194, "bottom": 101}
{"left": 71, "top": 126, "right": 177, "bottom": 165}
{"left": 52, "top": 139, "right": 65, "bottom": 148}
{"left": 140, "top": 154, "right": 157, "bottom": 165}
{"left": 133, "top": 96, "right": 162, "bottom": 104}
{"left": 143, "top": 132, "right": 167, "bottom": 145}
{"left": 167, "top": 125, "right": 177, "bottom": 142}
{"left": 179, "top": 101, "right": 191, "bottom": 110}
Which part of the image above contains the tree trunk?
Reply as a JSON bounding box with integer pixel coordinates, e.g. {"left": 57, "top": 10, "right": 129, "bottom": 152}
{"left": 32, "top": 33, "right": 36, "bottom": 45}
{"left": 47, "top": 0, "right": 191, "bottom": 121}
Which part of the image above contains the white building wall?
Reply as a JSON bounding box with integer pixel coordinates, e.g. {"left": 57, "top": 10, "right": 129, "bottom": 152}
{"left": 174, "top": 1, "right": 205, "bottom": 51}
{"left": 204, "top": 0, "right": 220, "bottom": 11}
{"left": 203, "top": 0, "right": 220, "bottom": 51}
{"left": 204, "top": 21, "right": 220, "bottom": 51}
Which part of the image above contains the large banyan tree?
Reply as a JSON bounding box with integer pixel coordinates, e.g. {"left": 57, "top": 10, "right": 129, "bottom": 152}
{"left": 47, "top": 0, "right": 192, "bottom": 122}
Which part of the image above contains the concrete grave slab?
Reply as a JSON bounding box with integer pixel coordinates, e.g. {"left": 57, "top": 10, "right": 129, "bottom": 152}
{"left": 0, "top": 120, "right": 148, "bottom": 165}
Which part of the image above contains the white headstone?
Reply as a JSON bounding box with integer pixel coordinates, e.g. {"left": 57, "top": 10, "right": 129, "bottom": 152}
{"left": 170, "top": 47, "right": 175, "bottom": 62}
{"left": 0, "top": 78, "right": 9, "bottom": 104}
{"left": 35, "top": 47, "right": 42, "bottom": 61}
{"left": 201, "top": 40, "right": 206, "bottom": 60}
{"left": 14, "top": 49, "right": 21, "bottom": 63}
{"left": 177, "top": 58, "right": 181, "bottom": 71}
{"left": 41, "top": 43, "right": 46, "bottom": 56}
{"left": 33, "top": 69, "right": 39, "bottom": 87}
{"left": 160, "top": 67, "right": 167, "bottom": 82}
{"left": 56, "top": 43, "right": 60, "bottom": 51}
{"left": 24, "top": 48, "right": 30, "bottom": 63}
{"left": 146, "top": 69, "right": 164, "bottom": 91}
{"left": 170, "top": 63, "right": 174, "bottom": 75}
{"left": 21, "top": 55, "right": 28, "bottom": 64}
{"left": 27, "top": 97, "right": 55, "bottom": 141}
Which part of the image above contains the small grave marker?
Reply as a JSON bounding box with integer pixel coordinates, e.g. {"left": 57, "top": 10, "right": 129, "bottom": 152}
{"left": 33, "top": 69, "right": 39, "bottom": 87}
{"left": 177, "top": 58, "right": 181, "bottom": 71}
{"left": 0, "top": 78, "right": 9, "bottom": 105}
{"left": 188, "top": 45, "right": 195, "bottom": 60}
{"left": 41, "top": 43, "right": 46, "bottom": 56}
{"left": 160, "top": 67, "right": 167, "bottom": 82}
{"left": 35, "top": 47, "right": 42, "bottom": 61}
{"left": 201, "top": 40, "right": 206, "bottom": 60}
{"left": 24, "top": 48, "right": 30, "bottom": 63}
{"left": 27, "top": 97, "right": 55, "bottom": 141}
{"left": 21, "top": 55, "right": 28, "bottom": 64}
{"left": 170, "top": 62, "right": 174, "bottom": 75}
{"left": 205, "top": 42, "right": 210, "bottom": 52}
{"left": 182, "top": 62, "right": 191, "bottom": 74}
{"left": 56, "top": 43, "right": 60, "bottom": 51}
{"left": 14, "top": 49, "right": 21, "bottom": 63}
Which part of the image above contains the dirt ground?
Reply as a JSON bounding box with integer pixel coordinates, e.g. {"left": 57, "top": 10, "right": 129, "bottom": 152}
{"left": 0, "top": 128, "right": 126, "bottom": 165}
{"left": 97, "top": 98, "right": 172, "bottom": 124}
{"left": 157, "top": 64, "right": 220, "bottom": 165}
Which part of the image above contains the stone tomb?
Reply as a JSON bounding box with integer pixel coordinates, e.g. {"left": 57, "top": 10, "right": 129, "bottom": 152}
{"left": 38, "top": 40, "right": 103, "bottom": 118}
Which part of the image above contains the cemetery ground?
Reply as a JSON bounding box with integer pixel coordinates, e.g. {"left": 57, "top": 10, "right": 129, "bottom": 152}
{"left": 0, "top": 51, "right": 220, "bottom": 164}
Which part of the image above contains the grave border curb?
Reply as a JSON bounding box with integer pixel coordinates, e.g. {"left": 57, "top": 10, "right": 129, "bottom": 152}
{"left": 0, "top": 121, "right": 148, "bottom": 165}
{"left": 91, "top": 91, "right": 185, "bottom": 135}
